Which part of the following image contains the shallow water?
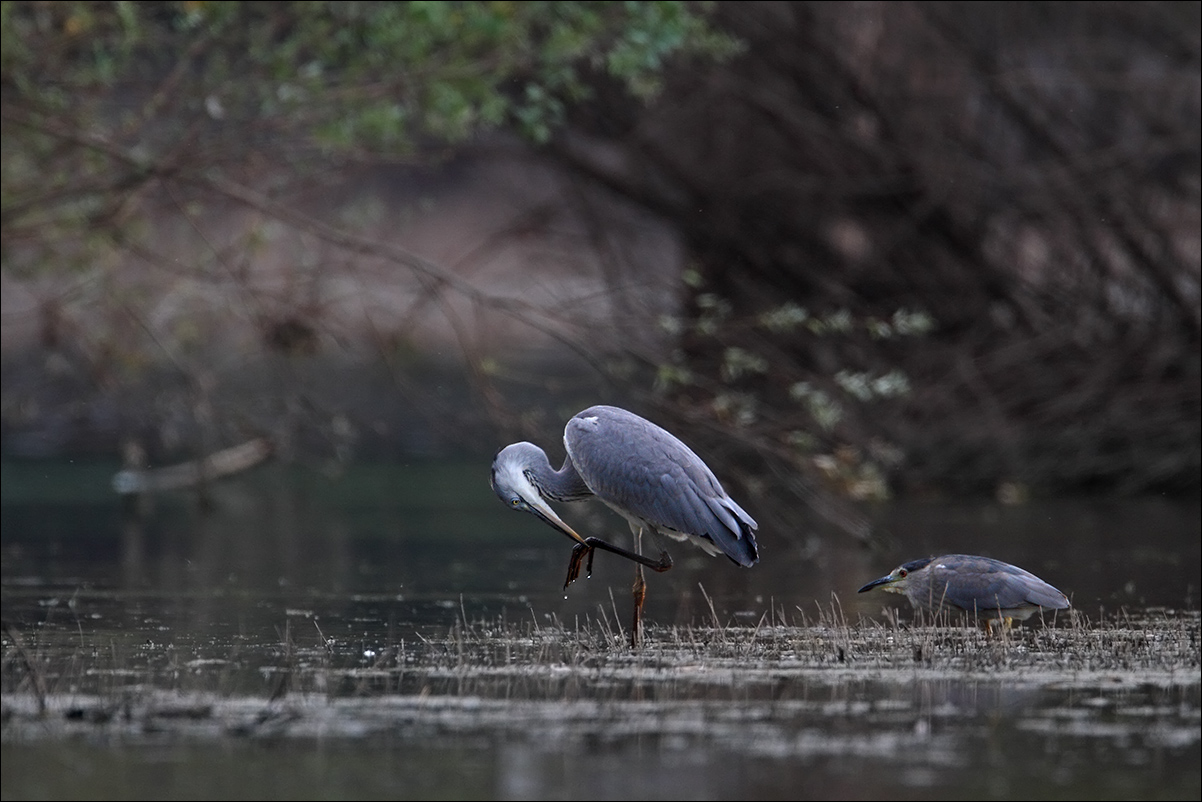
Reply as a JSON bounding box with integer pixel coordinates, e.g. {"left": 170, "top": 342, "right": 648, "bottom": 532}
{"left": 2, "top": 459, "right": 1199, "bottom": 800}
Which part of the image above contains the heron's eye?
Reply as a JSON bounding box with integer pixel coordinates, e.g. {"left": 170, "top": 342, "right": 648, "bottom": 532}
{"left": 511, "top": 498, "right": 521, "bottom": 507}
{"left": 898, "top": 569, "right": 908, "bottom": 578}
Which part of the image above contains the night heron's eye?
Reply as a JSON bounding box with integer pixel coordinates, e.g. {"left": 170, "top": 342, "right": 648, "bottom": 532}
{"left": 898, "top": 569, "right": 908, "bottom": 577}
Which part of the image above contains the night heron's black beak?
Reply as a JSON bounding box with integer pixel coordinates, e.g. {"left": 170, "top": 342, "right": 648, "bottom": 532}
{"left": 858, "top": 575, "right": 895, "bottom": 593}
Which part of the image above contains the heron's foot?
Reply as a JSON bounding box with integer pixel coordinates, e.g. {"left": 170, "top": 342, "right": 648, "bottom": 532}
{"left": 651, "top": 550, "right": 673, "bottom": 573}
{"left": 563, "top": 542, "right": 595, "bottom": 590}
{"left": 562, "top": 539, "right": 670, "bottom": 597}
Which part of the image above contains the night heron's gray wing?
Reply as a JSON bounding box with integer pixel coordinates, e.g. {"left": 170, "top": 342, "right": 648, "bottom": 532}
{"left": 930, "top": 555, "right": 1069, "bottom": 612}
{"left": 564, "top": 405, "right": 759, "bottom": 567}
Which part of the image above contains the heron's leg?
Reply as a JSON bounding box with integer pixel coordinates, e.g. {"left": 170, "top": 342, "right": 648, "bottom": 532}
{"left": 630, "top": 527, "right": 646, "bottom": 648}
{"left": 562, "top": 537, "right": 672, "bottom": 590}
{"left": 981, "top": 616, "right": 1013, "bottom": 636}
{"left": 631, "top": 562, "right": 645, "bottom": 647}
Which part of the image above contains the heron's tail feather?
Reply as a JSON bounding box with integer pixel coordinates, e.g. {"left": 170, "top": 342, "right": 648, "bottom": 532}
{"left": 704, "top": 497, "right": 759, "bottom": 567}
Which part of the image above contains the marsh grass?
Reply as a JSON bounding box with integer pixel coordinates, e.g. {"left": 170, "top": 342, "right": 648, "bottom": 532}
{"left": 3, "top": 597, "right": 1197, "bottom": 802}
{"left": 4, "top": 588, "right": 1196, "bottom": 726}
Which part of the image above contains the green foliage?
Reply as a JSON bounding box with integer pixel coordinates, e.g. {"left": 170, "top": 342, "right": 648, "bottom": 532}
{"left": 1, "top": 0, "right": 738, "bottom": 263}
{"left": 720, "top": 346, "right": 767, "bottom": 382}
{"left": 650, "top": 277, "right": 936, "bottom": 501}
{"left": 657, "top": 298, "right": 935, "bottom": 435}
{"left": 834, "top": 369, "right": 911, "bottom": 402}
{"left": 2, "top": 0, "right": 736, "bottom": 151}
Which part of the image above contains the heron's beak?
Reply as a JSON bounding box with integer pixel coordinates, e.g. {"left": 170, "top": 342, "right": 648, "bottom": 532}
{"left": 858, "top": 575, "right": 897, "bottom": 594}
{"left": 524, "top": 495, "right": 589, "bottom": 546}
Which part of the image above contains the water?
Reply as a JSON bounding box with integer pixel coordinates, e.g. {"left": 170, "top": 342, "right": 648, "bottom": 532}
{"left": 2, "top": 459, "right": 1199, "bottom": 800}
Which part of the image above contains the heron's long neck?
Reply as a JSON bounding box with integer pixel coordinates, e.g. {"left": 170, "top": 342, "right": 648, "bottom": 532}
{"left": 534, "top": 453, "right": 592, "bottom": 503}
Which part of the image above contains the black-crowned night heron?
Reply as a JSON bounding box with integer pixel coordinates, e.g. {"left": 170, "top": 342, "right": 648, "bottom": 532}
{"left": 858, "top": 554, "right": 1070, "bottom": 629}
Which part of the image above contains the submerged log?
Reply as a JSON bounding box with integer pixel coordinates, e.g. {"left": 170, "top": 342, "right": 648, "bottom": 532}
{"left": 112, "top": 437, "right": 274, "bottom": 495}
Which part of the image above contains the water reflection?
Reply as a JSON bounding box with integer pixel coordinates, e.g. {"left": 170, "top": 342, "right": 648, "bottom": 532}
{"left": 2, "top": 459, "right": 1199, "bottom": 800}
{"left": 3, "top": 647, "right": 1198, "bottom": 800}
{"left": 6, "top": 461, "right": 1198, "bottom": 623}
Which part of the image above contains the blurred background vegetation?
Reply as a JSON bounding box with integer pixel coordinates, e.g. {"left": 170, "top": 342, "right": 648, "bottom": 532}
{"left": 2, "top": 1, "right": 1198, "bottom": 542}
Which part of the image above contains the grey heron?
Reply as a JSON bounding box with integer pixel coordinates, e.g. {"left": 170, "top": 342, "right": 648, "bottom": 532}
{"left": 858, "top": 554, "right": 1070, "bottom": 630}
{"left": 490, "top": 404, "right": 759, "bottom": 646}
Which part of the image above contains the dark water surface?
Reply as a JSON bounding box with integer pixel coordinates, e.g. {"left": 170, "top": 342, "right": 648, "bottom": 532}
{"left": 2, "top": 459, "right": 1199, "bottom": 800}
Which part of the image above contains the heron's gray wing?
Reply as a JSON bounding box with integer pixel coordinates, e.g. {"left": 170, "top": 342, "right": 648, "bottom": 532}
{"left": 565, "top": 406, "right": 758, "bottom": 566}
{"left": 932, "top": 556, "right": 1069, "bottom": 611}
